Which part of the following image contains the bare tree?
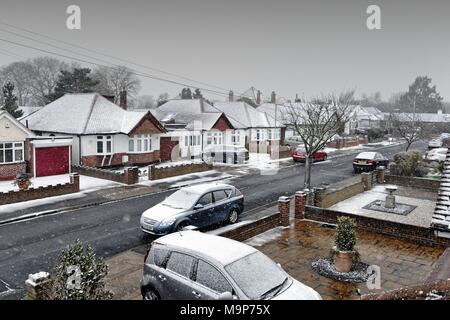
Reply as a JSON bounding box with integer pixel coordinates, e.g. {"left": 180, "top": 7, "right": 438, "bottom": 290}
{"left": 284, "top": 90, "right": 355, "bottom": 189}
{"left": 390, "top": 113, "right": 424, "bottom": 151}
{"left": 136, "top": 95, "right": 156, "bottom": 109}
{"left": 93, "top": 66, "right": 141, "bottom": 103}
{"left": 0, "top": 61, "right": 34, "bottom": 105}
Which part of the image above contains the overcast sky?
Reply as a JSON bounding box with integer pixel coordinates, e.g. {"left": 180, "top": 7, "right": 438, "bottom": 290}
{"left": 0, "top": 0, "right": 449, "bottom": 102}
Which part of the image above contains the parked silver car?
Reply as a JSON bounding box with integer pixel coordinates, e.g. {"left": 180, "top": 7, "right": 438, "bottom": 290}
{"left": 140, "top": 183, "right": 244, "bottom": 235}
{"left": 141, "top": 231, "right": 322, "bottom": 300}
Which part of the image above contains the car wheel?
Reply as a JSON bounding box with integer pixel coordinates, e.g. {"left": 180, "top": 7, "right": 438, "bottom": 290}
{"left": 228, "top": 209, "right": 239, "bottom": 224}
{"left": 353, "top": 168, "right": 359, "bottom": 174}
{"left": 143, "top": 288, "right": 160, "bottom": 300}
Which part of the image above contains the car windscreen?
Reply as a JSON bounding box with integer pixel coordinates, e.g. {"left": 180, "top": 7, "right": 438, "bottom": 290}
{"left": 162, "top": 189, "right": 200, "bottom": 209}
{"left": 225, "top": 252, "right": 286, "bottom": 300}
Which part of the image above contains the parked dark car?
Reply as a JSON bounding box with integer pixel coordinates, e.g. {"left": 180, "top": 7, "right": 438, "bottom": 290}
{"left": 352, "top": 151, "right": 389, "bottom": 173}
{"left": 202, "top": 145, "right": 249, "bottom": 164}
{"left": 140, "top": 183, "right": 244, "bottom": 235}
{"left": 141, "top": 231, "right": 322, "bottom": 300}
{"left": 291, "top": 146, "right": 327, "bottom": 162}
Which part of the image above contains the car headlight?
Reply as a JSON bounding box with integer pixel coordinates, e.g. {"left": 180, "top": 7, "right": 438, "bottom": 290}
{"left": 159, "top": 217, "right": 177, "bottom": 228}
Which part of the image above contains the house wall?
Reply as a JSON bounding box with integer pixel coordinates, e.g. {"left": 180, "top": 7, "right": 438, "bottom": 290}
{"left": 0, "top": 117, "right": 30, "bottom": 141}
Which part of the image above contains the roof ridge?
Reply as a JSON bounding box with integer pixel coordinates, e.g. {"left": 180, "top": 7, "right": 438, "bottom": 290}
{"left": 81, "top": 93, "right": 99, "bottom": 134}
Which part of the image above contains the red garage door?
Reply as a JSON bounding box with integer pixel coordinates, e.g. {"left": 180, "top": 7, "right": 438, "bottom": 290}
{"left": 35, "top": 146, "right": 70, "bottom": 177}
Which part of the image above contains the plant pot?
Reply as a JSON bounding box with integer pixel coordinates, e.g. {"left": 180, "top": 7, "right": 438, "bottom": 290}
{"left": 17, "top": 179, "right": 31, "bottom": 190}
{"left": 334, "top": 251, "right": 353, "bottom": 273}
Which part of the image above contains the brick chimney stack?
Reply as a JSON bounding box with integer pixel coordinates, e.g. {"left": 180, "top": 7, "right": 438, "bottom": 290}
{"left": 119, "top": 91, "right": 127, "bottom": 110}
{"left": 229, "top": 90, "right": 234, "bottom": 102}
{"left": 271, "top": 91, "right": 276, "bottom": 104}
{"left": 256, "top": 90, "right": 261, "bottom": 105}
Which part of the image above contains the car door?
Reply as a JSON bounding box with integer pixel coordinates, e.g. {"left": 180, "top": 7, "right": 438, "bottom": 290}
{"left": 212, "top": 190, "right": 231, "bottom": 224}
{"left": 190, "top": 259, "right": 236, "bottom": 300}
{"left": 194, "top": 192, "right": 215, "bottom": 227}
{"left": 162, "top": 251, "right": 197, "bottom": 300}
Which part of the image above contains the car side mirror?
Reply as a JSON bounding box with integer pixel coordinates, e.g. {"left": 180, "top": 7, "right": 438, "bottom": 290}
{"left": 194, "top": 204, "right": 204, "bottom": 210}
{"left": 218, "top": 292, "right": 233, "bottom": 300}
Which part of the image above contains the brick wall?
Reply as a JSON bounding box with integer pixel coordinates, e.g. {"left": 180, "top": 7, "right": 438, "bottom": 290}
{"left": 217, "top": 213, "right": 282, "bottom": 242}
{"left": 0, "top": 162, "right": 27, "bottom": 181}
{"left": 71, "top": 165, "right": 139, "bottom": 185}
{"left": 304, "top": 206, "right": 450, "bottom": 247}
{"left": 326, "top": 136, "right": 368, "bottom": 149}
{"left": 384, "top": 174, "right": 441, "bottom": 192}
{"left": 149, "top": 162, "right": 212, "bottom": 180}
{"left": 269, "top": 145, "right": 291, "bottom": 160}
{"left": 82, "top": 150, "right": 160, "bottom": 168}
{"left": 160, "top": 137, "right": 180, "bottom": 162}
{"left": 0, "top": 173, "right": 80, "bottom": 205}
{"left": 316, "top": 177, "right": 365, "bottom": 208}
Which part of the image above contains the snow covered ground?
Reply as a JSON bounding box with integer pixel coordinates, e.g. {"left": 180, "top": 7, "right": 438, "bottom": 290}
{"left": 0, "top": 174, "right": 120, "bottom": 194}
{"left": 138, "top": 169, "right": 235, "bottom": 188}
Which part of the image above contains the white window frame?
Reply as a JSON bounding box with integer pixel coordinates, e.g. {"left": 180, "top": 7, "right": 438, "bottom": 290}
{"left": 268, "top": 128, "right": 281, "bottom": 141}
{"left": 0, "top": 141, "right": 24, "bottom": 164}
{"left": 206, "top": 132, "right": 223, "bottom": 145}
{"left": 231, "top": 130, "right": 240, "bottom": 144}
{"left": 96, "top": 136, "right": 113, "bottom": 155}
{"left": 185, "top": 135, "right": 201, "bottom": 147}
{"left": 254, "top": 129, "right": 266, "bottom": 142}
{"left": 128, "top": 134, "right": 152, "bottom": 153}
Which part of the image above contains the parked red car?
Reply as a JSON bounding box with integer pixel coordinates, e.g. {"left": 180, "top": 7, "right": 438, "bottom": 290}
{"left": 291, "top": 147, "right": 328, "bottom": 162}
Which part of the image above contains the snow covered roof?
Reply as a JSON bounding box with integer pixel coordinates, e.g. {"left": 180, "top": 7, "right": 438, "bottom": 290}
{"left": 156, "top": 230, "right": 256, "bottom": 265}
{"left": 213, "top": 101, "right": 281, "bottom": 128}
{"left": 154, "top": 99, "right": 232, "bottom": 130}
{"left": 18, "top": 106, "right": 43, "bottom": 120}
{"left": 21, "top": 93, "right": 164, "bottom": 135}
{"left": 386, "top": 112, "right": 450, "bottom": 123}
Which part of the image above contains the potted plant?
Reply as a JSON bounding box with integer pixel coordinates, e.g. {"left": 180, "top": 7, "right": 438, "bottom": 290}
{"left": 333, "top": 216, "right": 358, "bottom": 273}
{"left": 14, "top": 173, "right": 32, "bottom": 190}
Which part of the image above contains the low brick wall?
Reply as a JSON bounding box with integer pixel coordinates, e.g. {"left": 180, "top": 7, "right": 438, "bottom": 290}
{"left": 315, "top": 176, "right": 365, "bottom": 208}
{"left": 361, "top": 279, "right": 450, "bottom": 300}
{"left": 71, "top": 165, "right": 139, "bottom": 185}
{"left": 0, "top": 174, "right": 80, "bottom": 205}
{"left": 270, "top": 146, "right": 291, "bottom": 160}
{"left": 149, "top": 162, "right": 212, "bottom": 181}
{"left": 0, "top": 162, "right": 27, "bottom": 181}
{"left": 326, "top": 136, "right": 368, "bottom": 149}
{"left": 304, "top": 206, "right": 450, "bottom": 247}
{"left": 217, "top": 213, "right": 282, "bottom": 242}
{"left": 384, "top": 174, "right": 441, "bottom": 192}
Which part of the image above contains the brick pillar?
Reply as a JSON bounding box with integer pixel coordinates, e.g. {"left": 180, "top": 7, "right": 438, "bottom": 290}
{"left": 278, "top": 196, "right": 290, "bottom": 226}
{"left": 148, "top": 164, "right": 156, "bottom": 181}
{"left": 295, "top": 191, "right": 308, "bottom": 219}
{"left": 124, "top": 167, "right": 139, "bottom": 185}
{"left": 25, "top": 272, "right": 51, "bottom": 300}
{"left": 376, "top": 168, "right": 385, "bottom": 184}
{"left": 70, "top": 173, "right": 80, "bottom": 191}
{"left": 313, "top": 187, "right": 326, "bottom": 207}
{"left": 361, "top": 172, "right": 372, "bottom": 191}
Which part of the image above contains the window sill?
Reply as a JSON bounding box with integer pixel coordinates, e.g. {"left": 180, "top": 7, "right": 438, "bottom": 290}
{"left": 128, "top": 151, "right": 154, "bottom": 154}
{"left": 0, "top": 161, "right": 25, "bottom": 165}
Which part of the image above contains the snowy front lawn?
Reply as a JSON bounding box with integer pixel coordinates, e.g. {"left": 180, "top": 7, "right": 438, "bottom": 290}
{"left": 0, "top": 174, "right": 120, "bottom": 194}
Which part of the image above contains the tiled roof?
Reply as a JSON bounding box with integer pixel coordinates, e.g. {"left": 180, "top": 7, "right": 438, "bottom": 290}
{"left": 431, "top": 149, "right": 450, "bottom": 232}
{"left": 21, "top": 93, "right": 160, "bottom": 135}
{"left": 213, "top": 101, "right": 280, "bottom": 128}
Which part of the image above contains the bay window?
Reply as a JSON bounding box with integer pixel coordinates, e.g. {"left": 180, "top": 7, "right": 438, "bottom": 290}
{"left": 206, "top": 132, "right": 223, "bottom": 145}
{"left": 268, "top": 129, "right": 281, "bottom": 141}
{"left": 129, "top": 134, "right": 152, "bottom": 153}
{"left": 231, "top": 130, "right": 240, "bottom": 144}
{"left": 97, "top": 136, "right": 112, "bottom": 154}
{"left": 0, "top": 142, "right": 24, "bottom": 164}
{"left": 184, "top": 135, "right": 201, "bottom": 147}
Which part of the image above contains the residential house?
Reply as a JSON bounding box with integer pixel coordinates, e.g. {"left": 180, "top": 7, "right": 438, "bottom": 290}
{"left": 152, "top": 99, "right": 235, "bottom": 159}
{"left": 349, "top": 106, "right": 385, "bottom": 133}
{"left": 211, "top": 101, "right": 284, "bottom": 153}
{"left": 21, "top": 93, "right": 167, "bottom": 172}
{"left": 0, "top": 110, "right": 35, "bottom": 180}
{"left": 384, "top": 109, "right": 450, "bottom": 134}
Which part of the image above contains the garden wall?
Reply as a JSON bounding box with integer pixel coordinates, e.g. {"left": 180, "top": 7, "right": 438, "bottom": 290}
{"left": 384, "top": 174, "right": 441, "bottom": 192}
{"left": 315, "top": 176, "right": 365, "bottom": 208}
{"left": 303, "top": 206, "right": 450, "bottom": 247}
{"left": 71, "top": 165, "right": 139, "bottom": 185}
{"left": 148, "top": 162, "right": 212, "bottom": 181}
{"left": 0, "top": 173, "right": 80, "bottom": 205}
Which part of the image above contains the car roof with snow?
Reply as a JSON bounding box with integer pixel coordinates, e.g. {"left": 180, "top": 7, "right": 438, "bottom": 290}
{"left": 155, "top": 231, "right": 256, "bottom": 265}
{"left": 180, "top": 183, "right": 235, "bottom": 194}
{"left": 355, "top": 152, "right": 379, "bottom": 159}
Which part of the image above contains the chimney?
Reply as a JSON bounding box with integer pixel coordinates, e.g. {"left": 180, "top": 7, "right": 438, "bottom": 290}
{"left": 119, "top": 91, "right": 127, "bottom": 110}
{"left": 256, "top": 90, "right": 261, "bottom": 105}
{"left": 229, "top": 90, "right": 234, "bottom": 102}
{"left": 270, "top": 91, "right": 276, "bottom": 104}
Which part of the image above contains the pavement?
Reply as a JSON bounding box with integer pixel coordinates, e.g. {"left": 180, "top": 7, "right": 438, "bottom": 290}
{"left": 0, "top": 140, "right": 427, "bottom": 299}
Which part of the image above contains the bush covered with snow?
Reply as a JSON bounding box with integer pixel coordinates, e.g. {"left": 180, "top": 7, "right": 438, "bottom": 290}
{"left": 392, "top": 150, "right": 427, "bottom": 177}
{"left": 42, "top": 240, "right": 113, "bottom": 300}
